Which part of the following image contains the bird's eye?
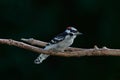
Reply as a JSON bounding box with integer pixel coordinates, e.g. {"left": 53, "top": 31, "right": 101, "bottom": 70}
{"left": 73, "top": 30, "right": 77, "bottom": 33}
{"left": 69, "top": 33, "right": 73, "bottom": 36}
{"left": 71, "top": 30, "right": 77, "bottom": 33}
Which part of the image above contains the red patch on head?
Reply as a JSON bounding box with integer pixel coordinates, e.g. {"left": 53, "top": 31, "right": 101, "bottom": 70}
{"left": 67, "top": 26, "right": 71, "bottom": 29}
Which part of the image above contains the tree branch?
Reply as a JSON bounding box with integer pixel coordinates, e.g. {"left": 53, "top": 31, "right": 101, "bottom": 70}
{"left": 0, "top": 38, "right": 120, "bottom": 57}
{"left": 21, "top": 38, "right": 82, "bottom": 51}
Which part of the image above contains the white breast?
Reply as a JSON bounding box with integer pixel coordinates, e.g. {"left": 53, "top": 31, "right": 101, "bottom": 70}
{"left": 44, "top": 35, "right": 76, "bottom": 52}
{"left": 55, "top": 35, "right": 76, "bottom": 51}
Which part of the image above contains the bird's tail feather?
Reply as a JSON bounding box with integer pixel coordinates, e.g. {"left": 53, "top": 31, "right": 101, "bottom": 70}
{"left": 34, "top": 54, "right": 49, "bottom": 64}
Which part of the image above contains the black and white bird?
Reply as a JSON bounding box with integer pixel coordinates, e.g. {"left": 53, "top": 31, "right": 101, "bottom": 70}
{"left": 34, "top": 26, "right": 82, "bottom": 64}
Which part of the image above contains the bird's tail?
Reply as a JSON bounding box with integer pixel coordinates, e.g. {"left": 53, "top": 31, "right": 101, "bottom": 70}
{"left": 34, "top": 54, "right": 49, "bottom": 64}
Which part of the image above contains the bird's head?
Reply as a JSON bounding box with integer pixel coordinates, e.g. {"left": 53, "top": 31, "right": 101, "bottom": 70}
{"left": 65, "top": 26, "right": 82, "bottom": 36}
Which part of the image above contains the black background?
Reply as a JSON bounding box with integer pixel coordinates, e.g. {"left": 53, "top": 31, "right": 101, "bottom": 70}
{"left": 0, "top": 0, "right": 120, "bottom": 80}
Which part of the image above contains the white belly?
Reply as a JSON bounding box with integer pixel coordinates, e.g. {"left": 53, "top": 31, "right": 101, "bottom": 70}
{"left": 44, "top": 35, "right": 76, "bottom": 51}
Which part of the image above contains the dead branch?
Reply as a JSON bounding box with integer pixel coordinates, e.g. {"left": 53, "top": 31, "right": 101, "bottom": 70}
{"left": 21, "top": 38, "right": 83, "bottom": 51}
{"left": 0, "top": 38, "right": 120, "bottom": 57}
{"left": 21, "top": 38, "right": 47, "bottom": 47}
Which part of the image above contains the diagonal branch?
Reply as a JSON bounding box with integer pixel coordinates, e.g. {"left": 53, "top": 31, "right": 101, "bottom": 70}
{"left": 0, "top": 38, "right": 120, "bottom": 57}
{"left": 21, "top": 38, "right": 82, "bottom": 51}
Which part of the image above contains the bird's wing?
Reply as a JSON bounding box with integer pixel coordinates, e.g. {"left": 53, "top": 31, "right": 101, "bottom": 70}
{"left": 47, "top": 32, "right": 67, "bottom": 45}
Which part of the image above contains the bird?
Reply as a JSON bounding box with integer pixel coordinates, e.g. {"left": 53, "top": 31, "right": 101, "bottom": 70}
{"left": 34, "top": 26, "right": 82, "bottom": 64}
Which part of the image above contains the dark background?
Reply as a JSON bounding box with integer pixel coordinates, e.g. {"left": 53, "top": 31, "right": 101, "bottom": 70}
{"left": 0, "top": 0, "right": 120, "bottom": 80}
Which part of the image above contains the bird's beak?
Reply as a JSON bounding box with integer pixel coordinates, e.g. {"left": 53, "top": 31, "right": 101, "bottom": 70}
{"left": 76, "top": 32, "right": 83, "bottom": 35}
